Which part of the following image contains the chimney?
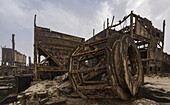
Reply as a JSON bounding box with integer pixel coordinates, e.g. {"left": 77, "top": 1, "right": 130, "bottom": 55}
{"left": 29, "top": 56, "right": 31, "bottom": 66}
{"left": 12, "top": 34, "right": 15, "bottom": 50}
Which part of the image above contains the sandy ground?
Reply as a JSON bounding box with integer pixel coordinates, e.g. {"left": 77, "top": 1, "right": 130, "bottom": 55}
{"left": 12, "top": 74, "right": 170, "bottom": 105}
{"left": 142, "top": 75, "right": 170, "bottom": 104}
{"left": 144, "top": 75, "right": 170, "bottom": 92}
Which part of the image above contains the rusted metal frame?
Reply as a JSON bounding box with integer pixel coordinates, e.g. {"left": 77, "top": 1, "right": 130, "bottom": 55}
{"left": 38, "top": 43, "right": 63, "bottom": 68}
{"left": 37, "top": 56, "right": 50, "bottom": 66}
{"left": 72, "top": 48, "right": 104, "bottom": 57}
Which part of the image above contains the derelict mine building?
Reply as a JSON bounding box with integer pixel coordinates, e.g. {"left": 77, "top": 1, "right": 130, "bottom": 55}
{"left": 33, "top": 11, "right": 170, "bottom": 81}
{"left": 33, "top": 15, "right": 85, "bottom": 80}
{"left": 1, "top": 34, "right": 27, "bottom": 75}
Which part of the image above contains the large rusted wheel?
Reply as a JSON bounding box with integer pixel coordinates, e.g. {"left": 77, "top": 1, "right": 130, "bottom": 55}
{"left": 69, "top": 32, "right": 143, "bottom": 100}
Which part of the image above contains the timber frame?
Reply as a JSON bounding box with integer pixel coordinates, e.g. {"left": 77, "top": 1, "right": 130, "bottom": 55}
{"left": 109, "top": 11, "right": 165, "bottom": 74}
{"left": 68, "top": 11, "right": 169, "bottom": 100}
{"left": 33, "top": 15, "right": 85, "bottom": 80}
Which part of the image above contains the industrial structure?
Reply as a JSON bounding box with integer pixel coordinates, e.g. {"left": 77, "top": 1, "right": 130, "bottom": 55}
{"left": 1, "top": 34, "right": 26, "bottom": 66}
{"left": 69, "top": 11, "right": 170, "bottom": 100}
{"left": 33, "top": 15, "right": 85, "bottom": 80}
{"left": 1, "top": 34, "right": 28, "bottom": 76}
{"left": 33, "top": 12, "right": 170, "bottom": 100}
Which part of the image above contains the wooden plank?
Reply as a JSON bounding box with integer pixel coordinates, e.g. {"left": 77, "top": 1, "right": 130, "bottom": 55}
{"left": 38, "top": 43, "right": 62, "bottom": 67}
{"left": 37, "top": 31, "right": 84, "bottom": 43}
{"left": 73, "top": 48, "right": 104, "bottom": 57}
{"left": 38, "top": 40, "right": 78, "bottom": 48}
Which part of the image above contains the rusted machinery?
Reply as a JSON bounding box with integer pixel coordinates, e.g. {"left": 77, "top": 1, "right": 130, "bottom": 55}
{"left": 69, "top": 30, "right": 143, "bottom": 100}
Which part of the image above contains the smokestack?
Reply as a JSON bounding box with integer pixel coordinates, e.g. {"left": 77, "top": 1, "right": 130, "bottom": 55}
{"left": 29, "top": 56, "right": 31, "bottom": 66}
{"left": 12, "top": 34, "right": 15, "bottom": 50}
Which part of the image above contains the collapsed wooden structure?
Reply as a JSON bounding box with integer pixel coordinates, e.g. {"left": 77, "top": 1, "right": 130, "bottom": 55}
{"left": 69, "top": 32, "right": 143, "bottom": 100}
{"left": 68, "top": 11, "right": 169, "bottom": 100}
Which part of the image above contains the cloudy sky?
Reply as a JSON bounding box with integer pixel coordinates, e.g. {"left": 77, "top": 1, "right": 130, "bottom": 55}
{"left": 0, "top": 0, "right": 170, "bottom": 64}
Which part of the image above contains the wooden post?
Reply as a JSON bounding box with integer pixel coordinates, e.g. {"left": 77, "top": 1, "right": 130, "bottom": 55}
{"left": 29, "top": 56, "right": 31, "bottom": 67}
{"left": 34, "top": 15, "right": 38, "bottom": 80}
{"left": 111, "top": 16, "right": 114, "bottom": 27}
{"left": 12, "top": 34, "right": 15, "bottom": 65}
{"left": 103, "top": 21, "right": 105, "bottom": 30}
{"left": 106, "top": 18, "right": 109, "bottom": 37}
{"left": 93, "top": 29, "right": 95, "bottom": 36}
{"left": 130, "top": 11, "right": 133, "bottom": 37}
{"left": 162, "top": 20, "right": 165, "bottom": 50}
{"left": 146, "top": 43, "right": 151, "bottom": 75}
{"left": 162, "top": 20, "right": 165, "bottom": 73}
